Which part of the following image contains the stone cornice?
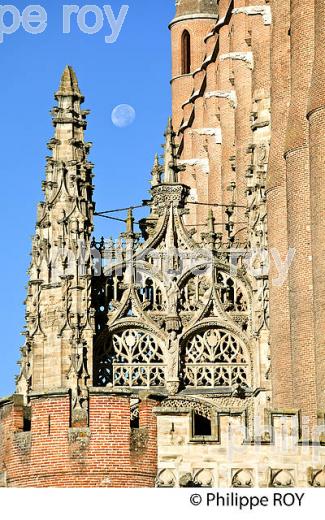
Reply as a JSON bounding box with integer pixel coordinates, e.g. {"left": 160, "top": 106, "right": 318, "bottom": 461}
{"left": 169, "top": 13, "right": 219, "bottom": 29}
{"left": 0, "top": 395, "right": 14, "bottom": 407}
{"left": 232, "top": 6, "right": 272, "bottom": 26}
{"left": 220, "top": 51, "right": 254, "bottom": 70}
{"left": 29, "top": 388, "right": 70, "bottom": 400}
{"left": 205, "top": 90, "right": 237, "bottom": 109}
{"left": 89, "top": 387, "right": 167, "bottom": 400}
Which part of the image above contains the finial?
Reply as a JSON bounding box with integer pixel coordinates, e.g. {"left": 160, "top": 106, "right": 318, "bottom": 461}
{"left": 55, "top": 65, "right": 83, "bottom": 100}
{"left": 163, "top": 118, "right": 178, "bottom": 184}
{"left": 151, "top": 153, "right": 162, "bottom": 187}
{"left": 207, "top": 208, "right": 215, "bottom": 234}
{"left": 201, "top": 208, "right": 217, "bottom": 247}
{"left": 126, "top": 208, "right": 135, "bottom": 235}
{"left": 227, "top": 181, "right": 237, "bottom": 204}
{"left": 225, "top": 205, "right": 235, "bottom": 245}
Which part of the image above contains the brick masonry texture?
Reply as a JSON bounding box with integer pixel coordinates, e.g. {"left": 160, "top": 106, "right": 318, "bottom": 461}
{"left": 0, "top": 394, "right": 158, "bottom": 487}
{"left": 172, "top": 0, "right": 324, "bottom": 422}
{"left": 266, "top": 0, "right": 293, "bottom": 408}
{"left": 308, "top": 0, "right": 325, "bottom": 412}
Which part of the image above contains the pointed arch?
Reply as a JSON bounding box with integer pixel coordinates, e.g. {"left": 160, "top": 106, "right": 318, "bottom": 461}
{"left": 181, "top": 30, "right": 191, "bottom": 74}
{"left": 94, "top": 327, "right": 166, "bottom": 388}
{"left": 181, "top": 327, "right": 251, "bottom": 389}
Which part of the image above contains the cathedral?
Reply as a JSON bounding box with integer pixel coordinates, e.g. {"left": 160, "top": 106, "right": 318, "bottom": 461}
{"left": 1, "top": 0, "right": 325, "bottom": 488}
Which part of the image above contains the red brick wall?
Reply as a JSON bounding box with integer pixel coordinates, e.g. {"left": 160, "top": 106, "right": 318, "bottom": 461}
{"left": 171, "top": 18, "right": 217, "bottom": 132}
{"left": 0, "top": 392, "right": 159, "bottom": 488}
{"left": 266, "top": 0, "right": 293, "bottom": 408}
{"left": 308, "top": 0, "right": 325, "bottom": 414}
{"left": 284, "top": 0, "right": 317, "bottom": 426}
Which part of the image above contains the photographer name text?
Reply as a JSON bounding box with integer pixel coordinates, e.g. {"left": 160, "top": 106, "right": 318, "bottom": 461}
{"left": 0, "top": 4, "right": 129, "bottom": 43}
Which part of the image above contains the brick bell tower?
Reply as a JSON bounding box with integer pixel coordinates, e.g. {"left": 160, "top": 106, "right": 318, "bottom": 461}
{"left": 170, "top": 0, "right": 219, "bottom": 132}
{"left": 169, "top": 0, "right": 219, "bottom": 228}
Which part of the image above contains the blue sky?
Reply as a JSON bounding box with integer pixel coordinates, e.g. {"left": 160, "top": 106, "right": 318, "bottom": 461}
{"left": 0, "top": 0, "right": 174, "bottom": 396}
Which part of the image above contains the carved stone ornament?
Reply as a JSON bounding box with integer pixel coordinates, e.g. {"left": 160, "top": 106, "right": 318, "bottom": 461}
{"left": 309, "top": 468, "right": 325, "bottom": 487}
{"left": 166, "top": 330, "right": 180, "bottom": 380}
{"left": 151, "top": 184, "right": 188, "bottom": 214}
{"left": 17, "top": 67, "right": 96, "bottom": 427}
{"left": 156, "top": 469, "right": 176, "bottom": 488}
{"left": 179, "top": 473, "right": 196, "bottom": 487}
{"left": 194, "top": 469, "right": 214, "bottom": 487}
{"left": 93, "top": 196, "right": 255, "bottom": 394}
{"left": 184, "top": 328, "right": 250, "bottom": 388}
{"left": 130, "top": 427, "right": 149, "bottom": 453}
{"left": 271, "top": 469, "right": 295, "bottom": 488}
{"left": 68, "top": 428, "right": 91, "bottom": 450}
{"left": 14, "top": 432, "right": 31, "bottom": 454}
{"left": 232, "top": 469, "right": 254, "bottom": 488}
{"left": 162, "top": 397, "right": 213, "bottom": 419}
{"left": 166, "top": 380, "right": 180, "bottom": 396}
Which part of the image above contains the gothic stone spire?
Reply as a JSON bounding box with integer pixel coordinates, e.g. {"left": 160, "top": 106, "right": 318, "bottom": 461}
{"left": 56, "top": 65, "right": 83, "bottom": 99}
{"left": 17, "top": 66, "right": 95, "bottom": 426}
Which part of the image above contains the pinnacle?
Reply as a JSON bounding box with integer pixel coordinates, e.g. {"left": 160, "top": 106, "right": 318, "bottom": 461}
{"left": 56, "top": 65, "right": 83, "bottom": 98}
{"left": 163, "top": 117, "right": 178, "bottom": 184}
{"left": 151, "top": 153, "right": 161, "bottom": 187}
{"left": 166, "top": 117, "right": 173, "bottom": 134}
{"left": 207, "top": 208, "right": 216, "bottom": 233}
{"left": 125, "top": 208, "right": 135, "bottom": 235}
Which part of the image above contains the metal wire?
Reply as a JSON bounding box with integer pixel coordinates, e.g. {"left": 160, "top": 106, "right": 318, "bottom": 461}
{"left": 187, "top": 201, "right": 247, "bottom": 209}
{"left": 95, "top": 204, "right": 145, "bottom": 216}
{"left": 94, "top": 199, "right": 247, "bottom": 218}
{"left": 94, "top": 214, "right": 127, "bottom": 223}
{"left": 184, "top": 222, "right": 248, "bottom": 227}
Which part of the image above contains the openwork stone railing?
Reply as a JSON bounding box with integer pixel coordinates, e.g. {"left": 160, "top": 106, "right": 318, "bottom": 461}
{"left": 184, "top": 363, "right": 248, "bottom": 388}
{"left": 113, "top": 364, "right": 166, "bottom": 388}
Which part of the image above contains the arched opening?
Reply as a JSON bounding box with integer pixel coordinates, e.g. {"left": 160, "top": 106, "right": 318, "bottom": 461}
{"left": 181, "top": 30, "right": 191, "bottom": 74}
{"left": 94, "top": 328, "right": 166, "bottom": 388}
{"left": 183, "top": 328, "right": 250, "bottom": 389}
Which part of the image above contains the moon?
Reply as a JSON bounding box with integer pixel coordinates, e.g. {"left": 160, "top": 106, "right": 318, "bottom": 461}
{"left": 111, "top": 104, "right": 136, "bottom": 128}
